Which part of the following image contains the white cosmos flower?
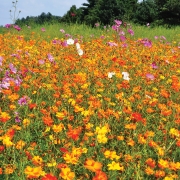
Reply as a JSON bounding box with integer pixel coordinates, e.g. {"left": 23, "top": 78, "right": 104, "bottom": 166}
{"left": 77, "top": 48, "right": 83, "bottom": 56}
{"left": 108, "top": 72, "right": 115, "bottom": 78}
{"left": 76, "top": 43, "right": 81, "bottom": 49}
{"left": 122, "top": 72, "right": 130, "bottom": 81}
{"left": 67, "top": 38, "right": 74, "bottom": 45}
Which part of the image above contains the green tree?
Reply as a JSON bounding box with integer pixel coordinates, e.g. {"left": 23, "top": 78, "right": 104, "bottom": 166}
{"left": 155, "top": 0, "right": 180, "bottom": 25}
{"left": 134, "top": 0, "right": 158, "bottom": 25}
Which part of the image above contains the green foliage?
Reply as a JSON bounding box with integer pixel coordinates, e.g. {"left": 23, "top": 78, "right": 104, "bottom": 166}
{"left": 15, "top": 12, "right": 61, "bottom": 26}
{"left": 14, "top": 0, "right": 180, "bottom": 27}
{"left": 134, "top": 0, "right": 158, "bottom": 25}
{"left": 155, "top": 0, "right": 180, "bottom": 25}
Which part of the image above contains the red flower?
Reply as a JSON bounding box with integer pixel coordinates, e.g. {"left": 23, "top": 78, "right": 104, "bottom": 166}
{"left": 60, "top": 147, "right": 68, "bottom": 153}
{"left": 0, "top": 145, "right": 5, "bottom": 153}
{"left": 132, "top": 112, "right": 143, "bottom": 122}
{"left": 41, "top": 174, "right": 57, "bottom": 180}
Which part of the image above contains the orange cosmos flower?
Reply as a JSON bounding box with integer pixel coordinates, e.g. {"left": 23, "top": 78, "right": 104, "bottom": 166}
{"left": 145, "top": 158, "right": 156, "bottom": 168}
{"left": 42, "top": 116, "right": 54, "bottom": 126}
{"left": 154, "top": 170, "right": 165, "bottom": 178}
{"left": 158, "top": 159, "right": 169, "bottom": 169}
{"left": 84, "top": 159, "right": 102, "bottom": 172}
{"left": 59, "top": 167, "right": 75, "bottom": 180}
{"left": 145, "top": 167, "right": 154, "bottom": 175}
{"left": 0, "top": 112, "right": 11, "bottom": 123}
{"left": 66, "top": 124, "right": 82, "bottom": 141}
{"left": 93, "top": 170, "right": 108, "bottom": 180}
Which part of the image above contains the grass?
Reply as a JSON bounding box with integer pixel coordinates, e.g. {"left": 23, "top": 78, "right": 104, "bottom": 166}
{"left": 0, "top": 22, "right": 180, "bottom": 180}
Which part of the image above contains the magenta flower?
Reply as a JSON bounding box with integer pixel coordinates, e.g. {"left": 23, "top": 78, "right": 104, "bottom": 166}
{"left": 18, "top": 96, "right": 30, "bottom": 106}
{"left": 128, "top": 29, "right": 134, "bottom": 36}
{"left": 120, "top": 35, "right": 126, "bottom": 42}
{"left": 151, "top": 62, "right": 158, "bottom": 69}
{"left": 112, "top": 25, "right": 119, "bottom": 31}
{"left": 114, "top": 20, "right": 122, "bottom": 26}
{"left": 47, "top": 53, "right": 54, "bottom": 63}
{"left": 95, "top": 23, "right": 100, "bottom": 27}
{"left": 9, "top": 63, "right": 17, "bottom": 74}
{"left": 14, "top": 25, "right": 21, "bottom": 31}
{"left": 107, "top": 42, "right": 118, "bottom": 47}
{"left": 62, "top": 40, "right": 68, "bottom": 47}
{"left": 5, "top": 24, "right": 11, "bottom": 28}
{"left": 0, "top": 56, "right": 3, "bottom": 66}
{"left": 60, "top": 29, "right": 65, "bottom": 33}
{"left": 41, "top": 28, "right": 46, "bottom": 32}
{"left": 146, "top": 73, "right": 155, "bottom": 80}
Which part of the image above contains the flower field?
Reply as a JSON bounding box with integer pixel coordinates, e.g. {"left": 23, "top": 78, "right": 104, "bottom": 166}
{"left": 0, "top": 21, "right": 180, "bottom": 180}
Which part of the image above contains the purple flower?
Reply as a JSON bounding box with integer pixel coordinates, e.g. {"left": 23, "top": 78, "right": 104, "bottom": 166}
{"left": 9, "top": 63, "right": 17, "bottom": 74}
{"left": 60, "top": 29, "right": 65, "bottom": 33}
{"left": 38, "top": 59, "right": 45, "bottom": 65}
{"left": 112, "top": 25, "right": 119, "bottom": 31}
{"left": 18, "top": 96, "right": 30, "bottom": 106}
{"left": 14, "top": 25, "right": 21, "bottom": 31}
{"left": 120, "top": 35, "right": 126, "bottom": 42}
{"left": 95, "top": 23, "right": 100, "bottom": 27}
{"left": 0, "top": 56, "right": 3, "bottom": 66}
{"left": 41, "top": 28, "right": 46, "bottom": 32}
{"left": 114, "top": 20, "right": 122, "bottom": 26}
{"left": 151, "top": 62, "right": 158, "bottom": 69}
{"left": 122, "top": 43, "right": 128, "bottom": 48}
{"left": 15, "top": 116, "right": 21, "bottom": 123}
{"left": 5, "top": 24, "right": 11, "bottom": 28}
{"left": 47, "top": 53, "right": 54, "bottom": 63}
{"left": 61, "top": 40, "right": 68, "bottom": 47}
{"left": 160, "top": 36, "right": 166, "bottom": 40}
{"left": 141, "top": 38, "right": 152, "bottom": 48}
{"left": 154, "top": 36, "right": 158, "bottom": 40}
{"left": 128, "top": 29, "right": 134, "bottom": 36}
{"left": 119, "top": 31, "right": 125, "bottom": 36}
{"left": 107, "top": 41, "right": 118, "bottom": 47}
{"left": 146, "top": 73, "right": 155, "bottom": 80}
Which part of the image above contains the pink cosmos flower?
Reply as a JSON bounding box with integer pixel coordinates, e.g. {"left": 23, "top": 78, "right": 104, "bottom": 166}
{"left": 5, "top": 24, "right": 11, "bottom": 28}
{"left": 41, "top": 28, "right": 46, "bottom": 32}
{"left": 128, "top": 29, "right": 134, "bottom": 36}
{"left": 146, "top": 73, "right": 155, "bottom": 80}
{"left": 151, "top": 62, "right": 158, "bottom": 69}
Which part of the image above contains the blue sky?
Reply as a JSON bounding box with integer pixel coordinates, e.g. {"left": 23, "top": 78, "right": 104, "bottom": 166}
{"left": 0, "top": 0, "right": 87, "bottom": 26}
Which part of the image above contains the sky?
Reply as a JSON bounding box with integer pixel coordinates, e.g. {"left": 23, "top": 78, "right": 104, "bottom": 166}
{"left": 0, "top": 0, "right": 87, "bottom": 26}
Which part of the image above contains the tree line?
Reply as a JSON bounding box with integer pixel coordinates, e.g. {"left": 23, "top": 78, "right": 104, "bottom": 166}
{"left": 15, "top": 0, "right": 180, "bottom": 27}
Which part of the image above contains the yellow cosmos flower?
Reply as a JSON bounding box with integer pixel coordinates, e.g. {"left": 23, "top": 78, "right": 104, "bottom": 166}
{"left": 23, "top": 118, "right": 31, "bottom": 127}
{"left": 47, "top": 159, "right": 57, "bottom": 167}
{"left": 32, "top": 156, "right": 43, "bottom": 166}
{"left": 2, "top": 135, "right": 14, "bottom": 147}
{"left": 24, "top": 166, "right": 45, "bottom": 179}
{"left": 16, "top": 140, "right": 26, "bottom": 150}
{"left": 52, "top": 123, "right": 64, "bottom": 133}
{"left": 97, "top": 134, "right": 108, "bottom": 144}
{"left": 107, "top": 161, "right": 124, "bottom": 171}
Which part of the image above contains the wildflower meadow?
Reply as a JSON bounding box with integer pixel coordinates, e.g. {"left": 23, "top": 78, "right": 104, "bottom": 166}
{"left": 0, "top": 21, "right": 180, "bottom": 180}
